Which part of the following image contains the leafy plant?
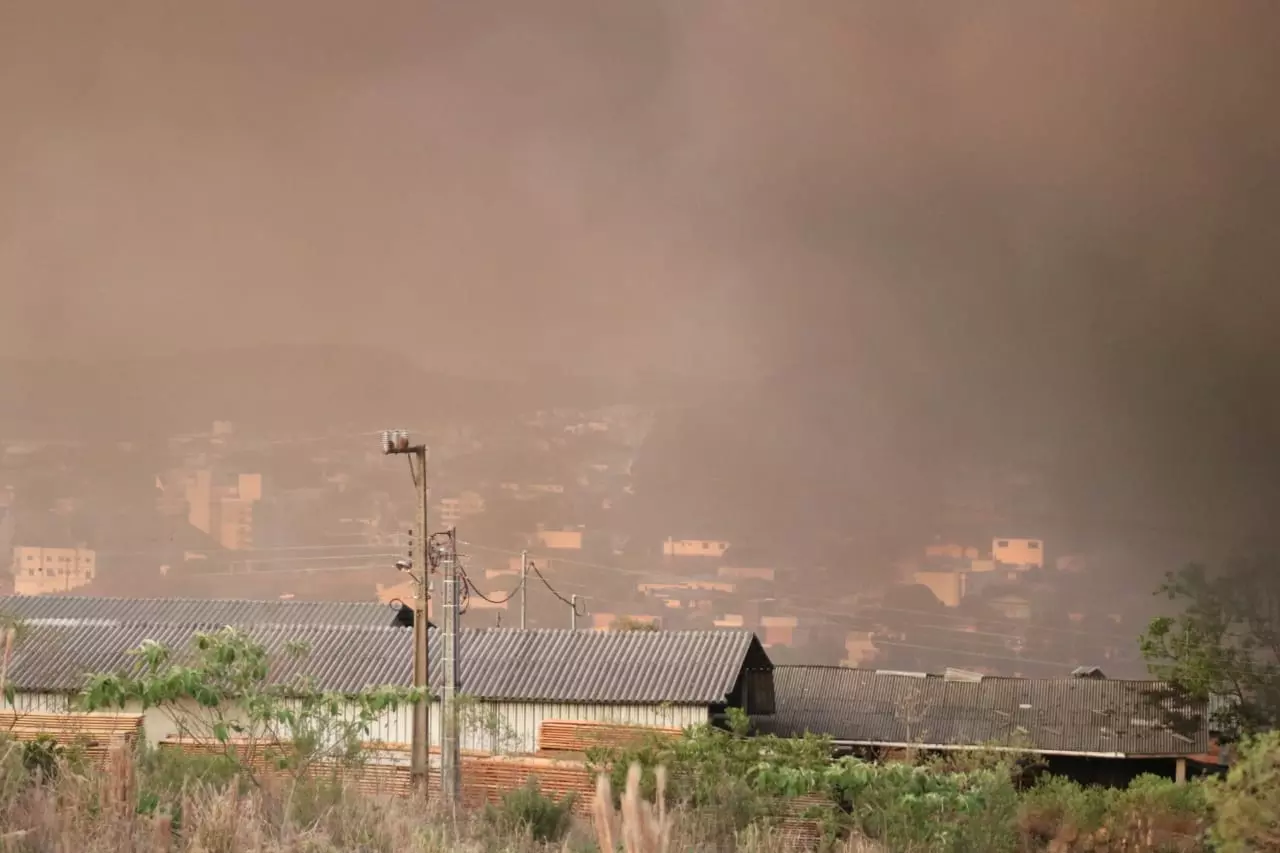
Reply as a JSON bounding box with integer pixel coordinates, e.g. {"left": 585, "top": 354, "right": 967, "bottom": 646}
{"left": 1141, "top": 557, "right": 1280, "bottom": 740}
{"left": 78, "top": 626, "right": 426, "bottom": 783}
{"left": 20, "top": 733, "right": 65, "bottom": 782}
{"left": 1208, "top": 730, "right": 1280, "bottom": 852}
{"left": 484, "top": 778, "right": 576, "bottom": 842}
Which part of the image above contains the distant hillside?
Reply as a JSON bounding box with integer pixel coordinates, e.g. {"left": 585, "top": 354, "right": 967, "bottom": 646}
{"left": 0, "top": 344, "right": 686, "bottom": 440}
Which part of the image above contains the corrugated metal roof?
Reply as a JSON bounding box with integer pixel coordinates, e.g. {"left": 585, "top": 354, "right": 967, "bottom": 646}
{"left": 441, "top": 628, "right": 764, "bottom": 704}
{"left": 5, "top": 619, "right": 766, "bottom": 706}
{"left": 755, "top": 666, "right": 1208, "bottom": 757}
{"left": 0, "top": 595, "right": 398, "bottom": 627}
{"left": 7, "top": 622, "right": 413, "bottom": 694}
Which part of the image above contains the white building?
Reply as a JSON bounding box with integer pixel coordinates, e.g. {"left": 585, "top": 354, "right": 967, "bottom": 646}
{"left": 10, "top": 546, "right": 96, "bottom": 595}
{"left": 0, "top": 596, "right": 775, "bottom": 754}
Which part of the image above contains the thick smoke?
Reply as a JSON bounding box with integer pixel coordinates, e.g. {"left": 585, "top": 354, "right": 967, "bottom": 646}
{"left": 3, "top": 1, "right": 1279, "bottom": 545}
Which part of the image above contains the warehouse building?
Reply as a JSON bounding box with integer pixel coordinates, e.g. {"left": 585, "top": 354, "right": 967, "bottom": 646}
{"left": 755, "top": 665, "right": 1211, "bottom": 785}
{"left": 0, "top": 596, "right": 774, "bottom": 752}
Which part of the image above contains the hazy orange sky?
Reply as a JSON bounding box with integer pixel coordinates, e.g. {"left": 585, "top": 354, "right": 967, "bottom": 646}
{"left": 3, "top": 0, "right": 1280, "bottom": 547}
{"left": 3, "top": 0, "right": 1277, "bottom": 384}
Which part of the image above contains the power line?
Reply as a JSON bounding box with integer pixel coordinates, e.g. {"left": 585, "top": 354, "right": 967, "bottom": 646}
{"left": 529, "top": 559, "right": 586, "bottom": 616}
{"left": 459, "top": 566, "right": 522, "bottom": 605}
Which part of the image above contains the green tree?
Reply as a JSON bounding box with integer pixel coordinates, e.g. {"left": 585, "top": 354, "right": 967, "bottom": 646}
{"left": 1140, "top": 557, "right": 1280, "bottom": 739}
{"left": 80, "top": 626, "right": 426, "bottom": 782}
{"left": 1208, "top": 731, "right": 1280, "bottom": 852}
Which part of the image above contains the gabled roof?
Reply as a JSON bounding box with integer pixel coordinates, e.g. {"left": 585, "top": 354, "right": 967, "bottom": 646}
{"left": 755, "top": 666, "right": 1209, "bottom": 757}
{"left": 3, "top": 613, "right": 769, "bottom": 706}
{"left": 0, "top": 595, "right": 398, "bottom": 628}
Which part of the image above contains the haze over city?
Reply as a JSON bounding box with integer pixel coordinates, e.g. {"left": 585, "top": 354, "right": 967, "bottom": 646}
{"left": 2, "top": 1, "right": 1280, "bottom": 672}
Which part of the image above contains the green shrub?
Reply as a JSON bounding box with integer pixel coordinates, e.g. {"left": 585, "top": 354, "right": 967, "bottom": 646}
{"left": 20, "top": 734, "right": 65, "bottom": 783}
{"left": 828, "top": 759, "right": 1019, "bottom": 853}
{"left": 484, "top": 778, "right": 576, "bottom": 842}
{"left": 1017, "top": 771, "right": 1209, "bottom": 851}
{"left": 1019, "top": 776, "right": 1109, "bottom": 844}
{"left": 1208, "top": 731, "right": 1280, "bottom": 853}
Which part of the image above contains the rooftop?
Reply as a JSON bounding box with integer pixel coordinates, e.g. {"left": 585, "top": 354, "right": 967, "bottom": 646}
{"left": 0, "top": 595, "right": 399, "bottom": 628}
{"left": 754, "top": 665, "right": 1209, "bottom": 758}
{"left": 1, "top": 601, "right": 771, "bottom": 706}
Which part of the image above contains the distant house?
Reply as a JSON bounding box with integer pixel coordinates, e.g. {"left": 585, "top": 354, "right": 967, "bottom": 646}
{"left": 0, "top": 596, "right": 776, "bottom": 754}
{"left": 755, "top": 666, "right": 1210, "bottom": 785}
{"left": 10, "top": 546, "right": 96, "bottom": 596}
{"left": 993, "top": 538, "right": 1045, "bottom": 569}
{"left": 534, "top": 529, "right": 583, "bottom": 550}
{"left": 663, "top": 538, "right": 730, "bottom": 558}
{"left": 760, "top": 615, "right": 800, "bottom": 648}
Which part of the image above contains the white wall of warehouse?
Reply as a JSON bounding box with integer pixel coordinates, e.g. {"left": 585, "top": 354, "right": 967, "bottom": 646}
{"left": 4, "top": 691, "right": 708, "bottom": 755}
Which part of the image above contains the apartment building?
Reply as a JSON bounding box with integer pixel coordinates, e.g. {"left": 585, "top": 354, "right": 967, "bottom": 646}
{"left": 11, "top": 546, "right": 96, "bottom": 595}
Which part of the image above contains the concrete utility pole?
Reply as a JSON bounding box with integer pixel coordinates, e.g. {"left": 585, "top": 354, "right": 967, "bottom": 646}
{"left": 439, "top": 528, "right": 462, "bottom": 803}
{"left": 519, "top": 549, "right": 528, "bottom": 630}
{"left": 380, "top": 430, "right": 431, "bottom": 798}
{"left": 570, "top": 594, "right": 579, "bottom": 630}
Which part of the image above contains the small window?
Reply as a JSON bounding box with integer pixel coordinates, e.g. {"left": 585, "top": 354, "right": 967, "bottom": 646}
{"left": 1027, "top": 541, "right": 1041, "bottom": 550}
{"left": 996, "top": 540, "right": 1010, "bottom": 548}
{"left": 701, "top": 542, "right": 710, "bottom": 550}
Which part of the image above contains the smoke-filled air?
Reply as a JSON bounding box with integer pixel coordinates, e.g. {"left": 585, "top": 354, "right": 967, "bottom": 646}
{"left": 2, "top": 0, "right": 1279, "bottom": 679}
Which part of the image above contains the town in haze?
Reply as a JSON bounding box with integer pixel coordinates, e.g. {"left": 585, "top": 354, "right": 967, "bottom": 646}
{"left": 6, "top": 2, "right": 1280, "bottom": 846}
{"left": 1, "top": 378, "right": 1160, "bottom": 680}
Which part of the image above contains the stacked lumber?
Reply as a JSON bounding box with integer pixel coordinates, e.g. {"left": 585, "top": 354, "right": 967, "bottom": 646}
{"left": 538, "top": 720, "right": 682, "bottom": 754}
{"left": 769, "top": 792, "right": 836, "bottom": 851}
{"left": 160, "top": 737, "right": 414, "bottom": 795}
{"left": 158, "top": 736, "right": 292, "bottom": 768}
{"left": 0, "top": 712, "right": 143, "bottom": 765}
{"left": 454, "top": 753, "right": 596, "bottom": 813}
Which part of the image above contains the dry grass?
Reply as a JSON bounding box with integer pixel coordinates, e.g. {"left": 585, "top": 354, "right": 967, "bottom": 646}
{"left": 0, "top": 746, "right": 891, "bottom": 853}
{"left": 0, "top": 744, "right": 1208, "bottom": 852}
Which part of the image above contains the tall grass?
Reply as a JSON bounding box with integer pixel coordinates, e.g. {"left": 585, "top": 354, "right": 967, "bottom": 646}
{"left": 0, "top": 735, "right": 1254, "bottom": 852}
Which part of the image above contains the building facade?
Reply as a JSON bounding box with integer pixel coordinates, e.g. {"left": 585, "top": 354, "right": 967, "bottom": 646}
{"left": 10, "top": 546, "right": 97, "bottom": 596}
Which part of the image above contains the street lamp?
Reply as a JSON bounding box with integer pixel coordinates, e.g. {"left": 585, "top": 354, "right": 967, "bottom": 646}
{"left": 380, "top": 429, "right": 430, "bottom": 797}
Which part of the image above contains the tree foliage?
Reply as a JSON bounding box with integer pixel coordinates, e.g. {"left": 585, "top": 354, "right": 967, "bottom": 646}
{"left": 1208, "top": 730, "right": 1280, "bottom": 852}
{"left": 1140, "top": 557, "right": 1280, "bottom": 739}
{"left": 79, "top": 626, "right": 426, "bottom": 780}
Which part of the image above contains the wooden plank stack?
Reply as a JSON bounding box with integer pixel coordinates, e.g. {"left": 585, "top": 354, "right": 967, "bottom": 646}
{"left": 0, "top": 712, "right": 144, "bottom": 766}
{"left": 770, "top": 792, "right": 835, "bottom": 851}
{"left": 450, "top": 753, "right": 596, "bottom": 813}
{"left": 537, "top": 719, "right": 682, "bottom": 755}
